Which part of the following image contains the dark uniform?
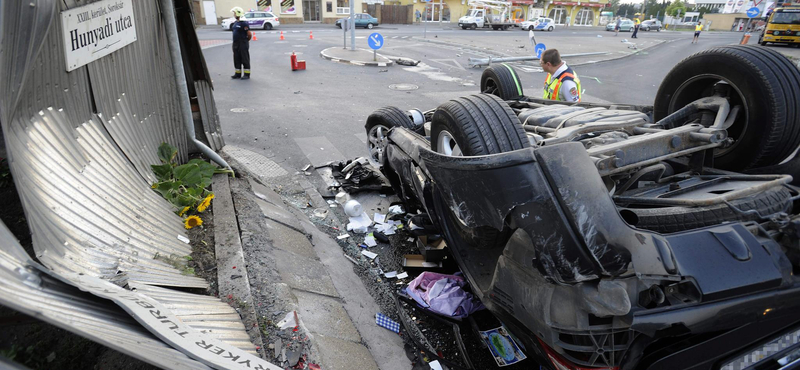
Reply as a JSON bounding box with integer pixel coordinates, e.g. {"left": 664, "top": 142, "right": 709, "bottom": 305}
{"left": 231, "top": 19, "right": 251, "bottom": 79}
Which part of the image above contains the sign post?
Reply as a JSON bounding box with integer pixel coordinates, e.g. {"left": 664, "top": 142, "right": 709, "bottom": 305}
{"left": 534, "top": 43, "right": 546, "bottom": 59}
{"left": 60, "top": 0, "right": 137, "bottom": 71}
{"left": 368, "top": 32, "right": 383, "bottom": 61}
{"left": 349, "top": 0, "right": 355, "bottom": 50}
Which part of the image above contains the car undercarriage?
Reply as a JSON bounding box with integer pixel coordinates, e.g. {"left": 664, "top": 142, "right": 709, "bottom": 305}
{"left": 364, "top": 45, "right": 800, "bottom": 370}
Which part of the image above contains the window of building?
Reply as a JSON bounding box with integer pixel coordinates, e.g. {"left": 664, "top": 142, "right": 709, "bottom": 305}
{"left": 337, "top": 0, "right": 350, "bottom": 14}
{"left": 548, "top": 5, "right": 566, "bottom": 24}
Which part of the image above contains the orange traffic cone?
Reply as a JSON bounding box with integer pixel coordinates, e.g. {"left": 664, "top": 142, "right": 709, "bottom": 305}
{"left": 252, "top": 32, "right": 258, "bottom": 41}
{"left": 309, "top": 31, "right": 314, "bottom": 40}
{"left": 280, "top": 31, "right": 285, "bottom": 41}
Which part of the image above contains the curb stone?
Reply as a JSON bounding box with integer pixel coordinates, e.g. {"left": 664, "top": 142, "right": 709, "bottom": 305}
{"left": 319, "top": 48, "right": 395, "bottom": 67}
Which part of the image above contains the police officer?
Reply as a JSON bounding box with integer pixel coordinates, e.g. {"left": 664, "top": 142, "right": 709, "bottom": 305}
{"left": 632, "top": 17, "right": 641, "bottom": 38}
{"left": 541, "top": 49, "right": 582, "bottom": 102}
{"left": 230, "top": 7, "right": 252, "bottom": 79}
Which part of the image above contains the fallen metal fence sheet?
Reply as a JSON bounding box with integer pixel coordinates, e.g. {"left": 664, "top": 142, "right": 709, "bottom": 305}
{"left": 86, "top": 0, "right": 189, "bottom": 179}
{"left": 130, "top": 282, "right": 259, "bottom": 355}
{"left": 5, "top": 107, "right": 207, "bottom": 288}
{"left": 0, "top": 224, "right": 213, "bottom": 370}
{"left": 195, "top": 80, "right": 226, "bottom": 151}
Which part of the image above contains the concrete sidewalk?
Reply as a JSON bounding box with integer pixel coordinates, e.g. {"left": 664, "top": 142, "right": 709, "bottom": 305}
{"left": 212, "top": 145, "right": 410, "bottom": 370}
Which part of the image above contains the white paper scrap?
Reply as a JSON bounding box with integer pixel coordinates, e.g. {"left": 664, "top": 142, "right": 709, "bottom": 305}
{"left": 384, "top": 271, "right": 398, "bottom": 278}
{"left": 337, "top": 234, "right": 350, "bottom": 240}
{"left": 429, "top": 360, "right": 444, "bottom": 370}
{"left": 374, "top": 213, "right": 387, "bottom": 224}
{"left": 397, "top": 272, "right": 409, "bottom": 279}
{"left": 177, "top": 235, "right": 190, "bottom": 244}
{"left": 364, "top": 235, "right": 378, "bottom": 247}
{"left": 361, "top": 250, "right": 378, "bottom": 259}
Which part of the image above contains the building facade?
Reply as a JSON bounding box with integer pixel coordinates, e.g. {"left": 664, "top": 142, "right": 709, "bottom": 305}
{"left": 198, "top": 0, "right": 367, "bottom": 24}
{"left": 544, "top": 0, "right": 609, "bottom": 26}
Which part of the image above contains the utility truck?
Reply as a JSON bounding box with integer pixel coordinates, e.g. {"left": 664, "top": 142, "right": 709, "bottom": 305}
{"left": 458, "top": 0, "right": 517, "bottom": 30}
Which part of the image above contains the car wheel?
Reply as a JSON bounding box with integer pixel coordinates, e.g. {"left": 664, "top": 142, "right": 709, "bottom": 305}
{"left": 548, "top": 26, "right": 554, "bottom": 31}
{"left": 654, "top": 45, "right": 800, "bottom": 170}
{"left": 624, "top": 186, "right": 793, "bottom": 233}
{"left": 657, "top": 27, "right": 661, "bottom": 32}
{"left": 431, "top": 94, "right": 530, "bottom": 249}
{"left": 480, "top": 64, "right": 524, "bottom": 101}
{"left": 471, "top": 23, "right": 477, "bottom": 30}
{"left": 367, "top": 23, "right": 374, "bottom": 29}
{"left": 337, "top": 24, "right": 341, "bottom": 29}
{"left": 365, "top": 107, "right": 417, "bottom": 167}
{"left": 263, "top": 22, "right": 272, "bottom": 30}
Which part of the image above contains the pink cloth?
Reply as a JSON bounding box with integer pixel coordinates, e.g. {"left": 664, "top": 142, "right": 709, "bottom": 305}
{"left": 406, "top": 272, "right": 484, "bottom": 319}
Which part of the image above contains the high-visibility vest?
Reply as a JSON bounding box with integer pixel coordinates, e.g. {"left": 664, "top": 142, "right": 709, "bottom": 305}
{"left": 695, "top": 24, "right": 703, "bottom": 31}
{"left": 543, "top": 66, "right": 582, "bottom": 101}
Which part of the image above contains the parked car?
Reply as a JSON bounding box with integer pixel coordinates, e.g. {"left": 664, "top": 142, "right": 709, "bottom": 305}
{"left": 365, "top": 45, "right": 800, "bottom": 370}
{"left": 606, "top": 19, "right": 635, "bottom": 31}
{"left": 641, "top": 19, "right": 662, "bottom": 31}
{"left": 221, "top": 11, "right": 280, "bottom": 30}
{"left": 521, "top": 17, "right": 555, "bottom": 31}
{"left": 335, "top": 13, "right": 379, "bottom": 29}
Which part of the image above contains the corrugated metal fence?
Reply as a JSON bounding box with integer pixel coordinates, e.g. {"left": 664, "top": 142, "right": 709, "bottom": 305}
{"left": 0, "top": 0, "right": 268, "bottom": 368}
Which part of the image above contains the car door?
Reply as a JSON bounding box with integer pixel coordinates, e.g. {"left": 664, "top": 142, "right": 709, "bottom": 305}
{"left": 354, "top": 14, "right": 364, "bottom": 27}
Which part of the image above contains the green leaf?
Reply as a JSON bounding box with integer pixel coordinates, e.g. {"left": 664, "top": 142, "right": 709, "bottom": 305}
{"left": 176, "top": 193, "right": 196, "bottom": 207}
{"left": 185, "top": 186, "right": 204, "bottom": 199}
{"left": 174, "top": 162, "right": 216, "bottom": 188}
{"left": 151, "top": 163, "right": 173, "bottom": 182}
{"left": 157, "top": 143, "right": 178, "bottom": 164}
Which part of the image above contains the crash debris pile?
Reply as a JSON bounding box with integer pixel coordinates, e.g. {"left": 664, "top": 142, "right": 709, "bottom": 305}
{"left": 304, "top": 161, "right": 530, "bottom": 369}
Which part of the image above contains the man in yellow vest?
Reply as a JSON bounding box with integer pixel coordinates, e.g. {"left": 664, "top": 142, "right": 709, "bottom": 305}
{"left": 632, "top": 18, "right": 641, "bottom": 38}
{"left": 541, "top": 49, "right": 582, "bottom": 102}
{"left": 693, "top": 21, "right": 703, "bottom": 44}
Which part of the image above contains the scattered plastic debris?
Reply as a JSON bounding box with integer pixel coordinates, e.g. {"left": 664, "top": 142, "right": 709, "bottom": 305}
{"left": 364, "top": 234, "right": 378, "bottom": 247}
{"left": 376, "top": 312, "right": 401, "bottom": 333}
{"left": 302, "top": 164, "right": 312, "bottom": 171}
{"left": 374, "top": 213, "right": 386, "bottom": 224}
{"left": 177, "top": 235, "right": 190, "bottom": 244}
{"left": 429, "top": 360, "right": 444, "bottom": 370}
{"left": 397, "top": 272, "right": 409, "bottom": 279}
{"left": 335, "top": 191, "right": 349, "bottom": 204}
{"left": 344, "top": 200, "right": 364, "bottom": 217}
{"left": 277, "top": 311, "right": 300, "bottom": 331}
{"left": 361, "top": 250, "right": 378, "bottom": 259}
{"left": 388, "top": 205, "right": 404, "bottom": 215}
{"left": 406, "top": 272, "right": 485, "bottom": 319}
{"left": 337, "top": 234, "right": 351, "bottom": 240}
{"left": 384, "top": 271, "right": 398, "bottom": 278}
{"left": 347, "top": 212, "right": 373, "bottom": 233}
{"left": 374, "top": 231, "right": 390, "bottom": 243}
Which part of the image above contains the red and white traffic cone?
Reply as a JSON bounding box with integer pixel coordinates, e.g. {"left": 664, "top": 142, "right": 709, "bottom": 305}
{"left": 309, "top": 31, "right": 314, "bottom": 40}
{"left": 280, "top": 31, "right": 285, "bottom": 40}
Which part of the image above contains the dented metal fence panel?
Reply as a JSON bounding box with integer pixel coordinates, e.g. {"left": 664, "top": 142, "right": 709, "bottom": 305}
{"left": 5, "top": 108, "right": 208, "bottom": 288}
{"left": 195, "top": 80, "right": 225, "bottom": 151}
{"left": 130, "top": 282, "right": 259, "bottom": 355}
{"left": 86, "top": 0, "right": 189, "bottom": 179}
{"left": 0, "top": 224, "right": 213, "bottom": 370}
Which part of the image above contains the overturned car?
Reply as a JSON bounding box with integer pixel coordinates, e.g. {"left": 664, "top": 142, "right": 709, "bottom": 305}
{"left": 364, "top": 46, "right": 800, "bottom": 369}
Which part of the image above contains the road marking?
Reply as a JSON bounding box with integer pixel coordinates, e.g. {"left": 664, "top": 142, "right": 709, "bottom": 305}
{"left": 429, "top": 59, "right": 466, "bottom": 71}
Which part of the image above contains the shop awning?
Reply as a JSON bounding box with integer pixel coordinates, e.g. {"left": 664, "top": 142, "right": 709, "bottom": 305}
{"left": 552, "top": 1, "right": 607, "bottom": 7}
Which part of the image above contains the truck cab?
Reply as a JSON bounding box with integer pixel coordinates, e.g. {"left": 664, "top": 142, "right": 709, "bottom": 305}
{"left": 459, "top": 8, "right": 486, "bottom": 29}
{"left": 759, "top": 6, "right": 800, "bottom": 46}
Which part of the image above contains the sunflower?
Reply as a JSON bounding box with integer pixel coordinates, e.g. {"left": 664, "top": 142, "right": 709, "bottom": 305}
{"left": 197, "top": 193, "right": 215, "bottom": 213}
{"left": 178, "top": 206, "right": 191, "bottom": 217}
{"left": 184, "top": 215, "right": 203, "bottom": 229}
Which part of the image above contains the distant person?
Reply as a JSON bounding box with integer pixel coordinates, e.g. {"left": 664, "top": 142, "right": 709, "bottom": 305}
{"left": 632, "top": 18, "right": 640, "bottom": 38}
{"left": 540, "top": 49, "right": 582, "bottom": 102}
{"left": 416, "top": 9, "right": 421, "bottom": 24}
{"left": 615, "top": 17, "right": 621, "bottom": 36}
{"left": 693, "top": 21, "right": 703, "bottom": 44}
{"left": 566, "top": 15, "right": 571, "bottom": 27}
{"left": 230, "top": 7, "right": 252, "bottom": 79}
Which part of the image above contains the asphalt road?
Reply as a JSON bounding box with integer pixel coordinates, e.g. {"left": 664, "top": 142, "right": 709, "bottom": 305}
{"left": 197, "top": 25, "right": 749, "bottom": 171}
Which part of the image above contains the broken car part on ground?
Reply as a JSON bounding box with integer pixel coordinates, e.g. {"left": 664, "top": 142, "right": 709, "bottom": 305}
{"left": 365, "top": 45, "right": 800, "bottom": 370}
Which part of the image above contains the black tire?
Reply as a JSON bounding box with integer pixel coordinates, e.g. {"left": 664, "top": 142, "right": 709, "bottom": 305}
{"left": 471, "top": 23, "right": 477, "bottom": 30}
{"left": 430, "top": 94, "right": 529, "bottom": 156}
{"left": 548, "top": 26, "right": 554, "bottom": 31}
{"left": 623, "top": 186, "right": 793, "bottom": 234}
{"left": 263, "top": 22, "right": 272, "bottom": 30}
{"left": 365, "top": 107, "right": 416, "bottom": 166}
{"left": 367, "top": 23, "right": 374, "bottom": 29}
{"left": 431, "top": 94, "right": 530, "bottom": 249}
{"left": 480, "top": 64, "right": 524, "bottom": 101}
{"left": 653, "top": 45, "right": 800, "bottom": 170}
{"left": 337, "top": 24, "right": 342, "bottom": 29}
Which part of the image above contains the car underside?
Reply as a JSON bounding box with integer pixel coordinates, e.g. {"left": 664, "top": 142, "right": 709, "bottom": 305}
{"left": 364, "top": 46, "right": 800, "bottom": 369}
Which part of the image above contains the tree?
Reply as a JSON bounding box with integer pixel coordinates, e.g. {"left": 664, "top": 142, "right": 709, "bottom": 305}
{"left": 645, "top": 0, "right": 671, "bottom": 19}
{"left": 692, "top": 5, "right": 719, "bottom": 17}
{"left": 608, "top": 0, "right": 621, "bottom": 14}
{"left": 617, "top": 3, "right": 637, "bottom": 17}
{"left": 666, "top": 0, "right": 687, "bottom": 17}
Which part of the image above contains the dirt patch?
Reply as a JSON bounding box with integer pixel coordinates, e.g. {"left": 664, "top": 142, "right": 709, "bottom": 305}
{"left": 187, "top": 204, "right": 219, "bottom": 297}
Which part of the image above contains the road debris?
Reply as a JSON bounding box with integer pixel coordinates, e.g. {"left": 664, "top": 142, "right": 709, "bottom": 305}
{"left": 277, "top": 311, "right": 300, "bottom": 331}
{"left": 376, "top": 312, "right": 401, "bottom": 333}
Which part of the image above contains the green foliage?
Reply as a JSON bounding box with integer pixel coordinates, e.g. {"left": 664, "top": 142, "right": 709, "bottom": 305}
{"left": 150, "top": 143, "right": 215, "bottom": 213}
{"left": 666, "top": 0, "right": 687, "bottom": 17}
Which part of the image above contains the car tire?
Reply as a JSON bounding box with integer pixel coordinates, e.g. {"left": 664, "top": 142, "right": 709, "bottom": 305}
{"left": 654, "top": 45, "right": 800, "bottom": 170}
{"left": 337, "top": 24, "right": 342, "bottom": 29}
{"left": 548, "top": 26, "right": 554, "bottom": 31}
{"left": 480, "top": 64, "right": 524, "bottom": 101}
{"left": 367, "top": 23, "right": 374, "bottom": 29}
{"left": 365, "top": 107, "right": 417, "bottom": 167}
{"left": 263, "top": 22, "right": 272, "bottom": 30}
{"left": 431, "top": 94, "right": 530, "bottom": 249}
{"left": 471, "top": 23, "right": 477, "bottom": 30}
{"left": 623, "top": 186, "right": 793, "bottom": 233}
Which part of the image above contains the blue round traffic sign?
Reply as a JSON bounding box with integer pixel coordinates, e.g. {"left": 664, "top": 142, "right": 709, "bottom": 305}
{"left": 746, "top": 7, "right": 760, "bottom": 18}
{"left": 368, "top": 33, "right": 384, "bottom": 50}
{"left": 534, "top": 43, "right": 546, "bottom": 59}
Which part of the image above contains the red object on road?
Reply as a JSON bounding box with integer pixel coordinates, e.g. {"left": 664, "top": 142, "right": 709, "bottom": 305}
{"left": 291, "top": 52, "right": 306, "bottom": 71}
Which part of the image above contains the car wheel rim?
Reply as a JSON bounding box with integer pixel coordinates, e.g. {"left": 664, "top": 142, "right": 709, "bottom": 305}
{"left": 367, "top": 124, "right": 390, "bottom": 166}
{"left": 437, "top": 130, "right": 463, "bottom": 156}
{"left": 668, "top": 74, "right": 749, "bottom": 158}
{"left": 482, "top": 78, "right": 499, "bottom": 95}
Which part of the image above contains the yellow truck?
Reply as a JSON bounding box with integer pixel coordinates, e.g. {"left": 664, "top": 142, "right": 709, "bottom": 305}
{"left": 759, "top": 6, "right": 800, "bottom": 46}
